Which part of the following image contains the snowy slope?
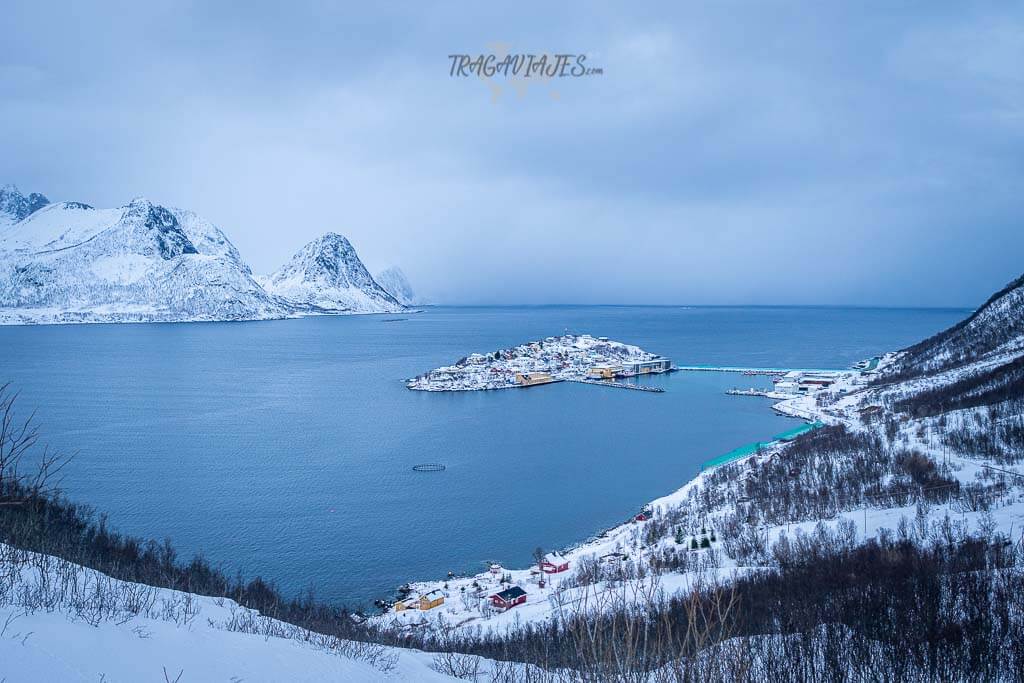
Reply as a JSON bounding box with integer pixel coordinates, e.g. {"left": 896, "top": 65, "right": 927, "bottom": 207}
{"left": 0, "top": 544, "right": 462, "bottom": 682}
{"left": 0, "top": 198, "right": 290, "bottom": 324}
{"left": 375, "top": 266, "right": 417, "bottom": 306}
{"left": 262, "top": 233, "right": 405, "bottom": 314}
{"left": 887, "top": 271, "right": 1024, "bottom": 377}
{"left": 0, "top": 184, "right": 49, "bottom": 229}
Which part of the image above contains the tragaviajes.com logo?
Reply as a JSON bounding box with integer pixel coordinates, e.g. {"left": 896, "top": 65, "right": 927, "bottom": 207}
{"left": 448, "top": 43, "right": 603, "bottom": 102}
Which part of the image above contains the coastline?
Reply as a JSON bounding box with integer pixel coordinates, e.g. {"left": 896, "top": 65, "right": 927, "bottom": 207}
{"left": 376, "top": 363, "right": 869, "bottom": 633}
{"left": 0, "top": 307, "right": 423, "bottom": 327}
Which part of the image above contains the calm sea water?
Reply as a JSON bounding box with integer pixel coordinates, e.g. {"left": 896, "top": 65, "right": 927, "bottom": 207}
{"left": 0, "top": 306, "right": 966, "bottom": 605}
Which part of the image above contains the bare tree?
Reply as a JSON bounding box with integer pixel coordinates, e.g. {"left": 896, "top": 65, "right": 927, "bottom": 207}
{"left": 0, "top": 383, "right": 74, "bottom": 506}
{"left": 533, "top": 547, "right": 546, "bottom": 572}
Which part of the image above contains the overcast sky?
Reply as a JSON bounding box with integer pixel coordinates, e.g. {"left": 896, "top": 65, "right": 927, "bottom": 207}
{"left": 1, "top": 2, "right": 1021, "bottom": 306}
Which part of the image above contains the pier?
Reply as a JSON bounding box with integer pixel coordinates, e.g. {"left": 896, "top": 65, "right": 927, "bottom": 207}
{"left": 726, "top": 388, "right": 774, "bottom": 397}
{"left": 677, "top": 366, "right": 843, "bottom": 376}
{"left": 568, "top": 379, "right": 665, "bottom": 393}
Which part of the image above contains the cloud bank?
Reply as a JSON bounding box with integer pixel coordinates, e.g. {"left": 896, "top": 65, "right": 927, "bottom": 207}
{"left": 1, "top": 2, "right": 1021, "bottom": 306}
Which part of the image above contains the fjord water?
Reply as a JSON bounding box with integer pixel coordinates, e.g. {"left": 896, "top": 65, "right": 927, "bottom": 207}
{"left": 0, "top": 306, "right": 965, "bottom": 604}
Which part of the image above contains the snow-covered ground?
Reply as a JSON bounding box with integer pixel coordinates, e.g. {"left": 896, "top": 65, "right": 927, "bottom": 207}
{"left": 407, "top": 334, "right": 669, "bottom": 391}
{"left": 0, "top": 544, "right": 463, "bottom": 682}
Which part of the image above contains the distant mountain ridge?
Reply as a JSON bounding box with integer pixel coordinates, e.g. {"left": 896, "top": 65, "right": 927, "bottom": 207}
{"left": 0, "top": 184, "right": 411, "bottom": 324}
{"left": 374, "top": 266, "right": 418, "bottom": 306}
{"left": 0, "top": 197, "right": 289, "bottom": 324}
{"left": 0, "top": 184, "right": 50, "bottom": 227}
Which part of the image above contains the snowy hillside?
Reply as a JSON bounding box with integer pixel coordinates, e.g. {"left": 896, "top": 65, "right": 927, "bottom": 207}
{"left": 0, "top": 198, "right": 290, "bottom": 324}
{"left": 375, "top": 266, "right": 417, "bottom": 306}
{"left": 261, "top": 233, "right": 405, "bottom": 314}
{"left": 0, "top": 184, "right": 49, "bottom": 228}
{"left": 886, "top": 271, "right": 1024, "bottom": 378}
{"left": 0, "top": 544, "right": 464, "bottom": 682}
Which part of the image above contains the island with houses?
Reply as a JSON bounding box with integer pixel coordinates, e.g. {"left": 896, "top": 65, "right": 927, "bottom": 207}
{"left": 406, "top": 333, "right": 674, "bottom": 392}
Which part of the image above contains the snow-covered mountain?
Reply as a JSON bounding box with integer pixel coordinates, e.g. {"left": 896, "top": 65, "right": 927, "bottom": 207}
{"left": 0, "top": 197, "right": 289, "bottom": 324}
{"left": 886, "top": 272, "right": 1024, "bottom": 379}
{"left": 374, "top": 265, "right": 417, "bottom": 306}
{"left": 0, "top": 184, "right": 49, "bottom": 228}
{"left": 261, "top": 233, "right": 405, "bottom": 314}
{"left": 0, "top": 186, "right": 411, "bottom": 324}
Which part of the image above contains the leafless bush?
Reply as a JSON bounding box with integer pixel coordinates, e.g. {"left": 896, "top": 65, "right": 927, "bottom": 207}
{"left": 433, "top": 650, "right": 485, "bottom": 680}
{"left": 218, "top": 602, "right": 398, "bottom": 672}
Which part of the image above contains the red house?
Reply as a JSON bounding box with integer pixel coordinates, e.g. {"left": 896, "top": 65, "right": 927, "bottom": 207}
{"left": 541, "top": 552, "right": 569, "bottom": 574}
{"left": 490, "top": 586, "right": 527, "bottom": 611}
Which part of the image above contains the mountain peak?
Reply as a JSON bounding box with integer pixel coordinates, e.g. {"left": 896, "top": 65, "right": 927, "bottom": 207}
{"left": 262, "top": 232, "right": 404, "bottom": 313}
{"left": 122, "top": 197, "right": 198, "bottom": 259}
{"left": 0, "top": 184, "right": 50, "bottom": 224}
{"left": 309, "top": 231, "right": 354, "bottom": 252}
{"left": 126, "top": 196, "right": 154, "bottom": 210}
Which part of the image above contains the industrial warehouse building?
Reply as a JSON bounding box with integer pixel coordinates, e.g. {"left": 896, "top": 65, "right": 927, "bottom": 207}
{"left": 619, "top": 357, "right": 672, "bottom": 376}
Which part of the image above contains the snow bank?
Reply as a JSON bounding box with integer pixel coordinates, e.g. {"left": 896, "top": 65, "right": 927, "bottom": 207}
{"left": 0, "top": 544, "right": 459, "bottom": 682}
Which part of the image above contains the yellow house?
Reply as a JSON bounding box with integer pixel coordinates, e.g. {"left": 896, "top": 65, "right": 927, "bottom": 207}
{"left": 514, "top": 371, "right": 554, "bottom": 386}
{"left": 587, "top": 366, "right": 619, "bottom": 379}
{"left": 419, "top": 589, "right": 445, "bottom": 610}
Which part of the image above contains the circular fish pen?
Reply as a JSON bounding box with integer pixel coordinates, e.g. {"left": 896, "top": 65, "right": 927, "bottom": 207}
{"left": 412, "top": 463, "right": 446, "bottom": 472}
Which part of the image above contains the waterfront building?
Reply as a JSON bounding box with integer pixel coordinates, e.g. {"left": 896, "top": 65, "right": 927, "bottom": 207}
{"left": 514, "top": 371, "right": 555, "bottom": 386}
{"left": 618, "top": 357, "right": 672, "bottom": 376}
{"left": 587, "top": 365, "right": 620, "bottom": 379}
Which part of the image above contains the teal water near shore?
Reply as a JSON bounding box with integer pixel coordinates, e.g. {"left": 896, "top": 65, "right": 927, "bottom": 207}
{"left": 701, "top": 421, "right": 825, "bottom": 470}
{"left": 0, "top": 306, "right": 966, "bottom": 604}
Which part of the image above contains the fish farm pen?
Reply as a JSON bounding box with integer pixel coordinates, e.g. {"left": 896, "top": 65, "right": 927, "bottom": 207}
{"left": 412, "top": 463, "right": 446, "bottom": 472}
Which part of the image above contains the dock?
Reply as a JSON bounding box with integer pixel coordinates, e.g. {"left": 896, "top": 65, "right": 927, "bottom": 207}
{"left": 568, "top": 379, "right": 665, "bottom": 393}
{"left": 726, "top": 388, "right": 773, "bottom": 397}
{"left": 677, "top": 366, "right": 844, "bottom": 376}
